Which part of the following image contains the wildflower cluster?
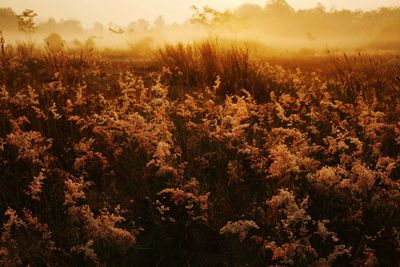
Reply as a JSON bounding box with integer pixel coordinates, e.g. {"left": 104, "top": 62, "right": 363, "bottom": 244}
{"left": 0, "top": 42, "right": 399, "bottom": 265}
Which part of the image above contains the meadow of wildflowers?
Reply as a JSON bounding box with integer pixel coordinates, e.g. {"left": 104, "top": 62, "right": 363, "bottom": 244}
{"left": 0, "top": 40, "right": 399, "bottom": 266}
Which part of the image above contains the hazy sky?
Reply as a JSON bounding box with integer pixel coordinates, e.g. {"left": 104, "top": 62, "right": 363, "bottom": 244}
{"left": 2, "top": 0, "right": 400, "bottom": 27}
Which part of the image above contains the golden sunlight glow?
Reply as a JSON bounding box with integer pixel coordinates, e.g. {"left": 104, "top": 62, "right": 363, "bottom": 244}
{"left": 0, "top": 0, "right": 400, "bottom": 265}
{"left": 1, "top": 0, "right": 399, "bottom": 27}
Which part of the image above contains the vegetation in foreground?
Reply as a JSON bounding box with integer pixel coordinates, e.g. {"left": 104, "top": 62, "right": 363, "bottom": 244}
{"left": 0, "top": 40, "right": 399, "bottom": 266}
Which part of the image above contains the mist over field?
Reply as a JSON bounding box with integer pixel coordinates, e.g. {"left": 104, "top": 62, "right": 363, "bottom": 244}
{"left": 1, "top": 0, "right": 400, "bottom": 54}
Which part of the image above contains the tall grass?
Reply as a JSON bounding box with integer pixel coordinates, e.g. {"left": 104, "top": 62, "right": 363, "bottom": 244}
{"left": 158, "top": 40, "right": 277, "bottom": 101}
{"left": 0, "top": 38, "right": 399, "bottom": 266}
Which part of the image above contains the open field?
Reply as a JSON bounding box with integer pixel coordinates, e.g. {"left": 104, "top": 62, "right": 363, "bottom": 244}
{"left": 0, "top": 38, "right": 399, "bottom": 266}
{"left": 1, "top": 1, "right": 400, "bottom": 265}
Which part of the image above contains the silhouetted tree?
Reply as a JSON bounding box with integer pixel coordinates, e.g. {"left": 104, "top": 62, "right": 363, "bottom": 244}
{"left": 90, "top": 22, "right": 105, "bottom": 35}
{"left": 128, "top": 19, "right": 150, "bottom": 32}
{"left": 190, "top": 5, "right": 242, "bottom": 34}
{"left": 154, "top": 15, "right": 166, "bottom": 29}
{"left": 265, "top": 0, "right": 294, "bottom": 15}
{"left": 17, "top": 9, "right": 37, "bottom": 34}
{"left": 0, "top": 7, "right": 18, "bottom": 32}
{"left": 234, "top": 4, "right": 264, "bottom": 18}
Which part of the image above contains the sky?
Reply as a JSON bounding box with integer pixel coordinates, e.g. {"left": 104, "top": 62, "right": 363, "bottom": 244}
{"left": 2, "top": 0, "right": 400, "bottom": 27}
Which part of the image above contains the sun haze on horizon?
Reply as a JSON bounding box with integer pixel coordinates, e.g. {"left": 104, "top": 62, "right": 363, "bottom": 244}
{"left": 1, "top": 0, "right": 400, "bottom": 27}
